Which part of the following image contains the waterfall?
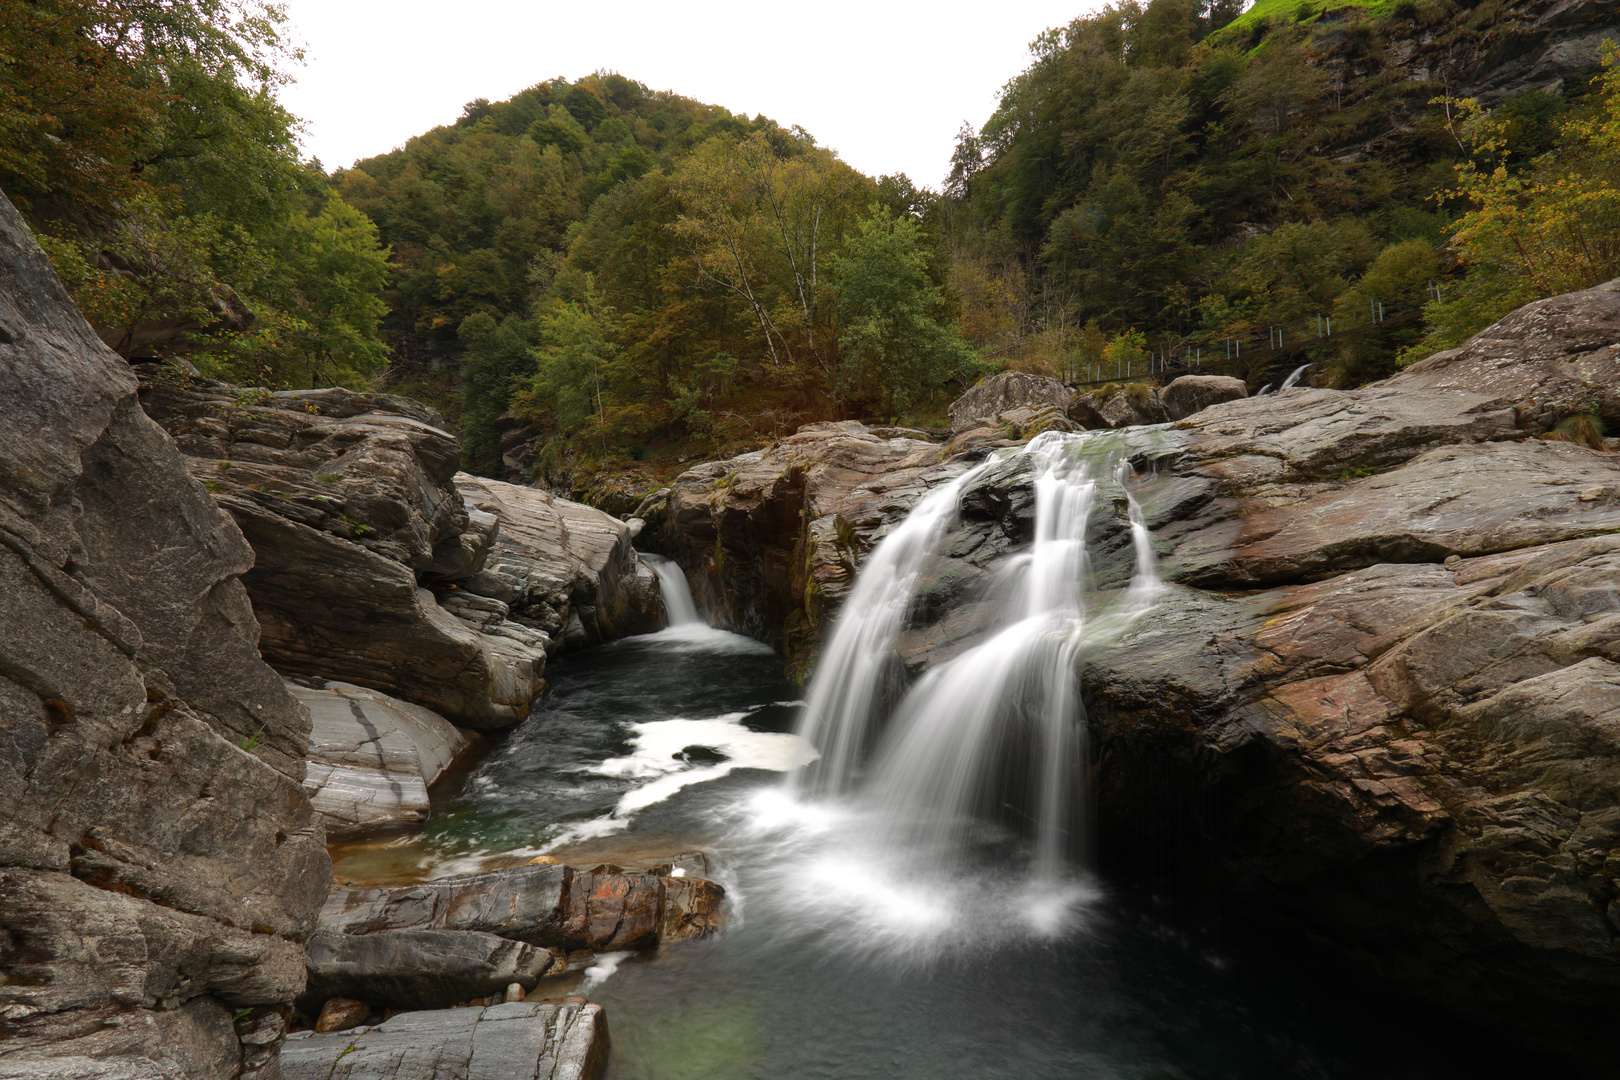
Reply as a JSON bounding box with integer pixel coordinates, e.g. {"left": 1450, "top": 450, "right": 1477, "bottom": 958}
{"left": 791, "top": 461, "right": 997, "bottom": 795}
{"left": 1281, "top": 363, "right": 1310, "bottom": 389}
{"left": 643, "top": 553, "right": 702, "bottom": 626}
{"left": 791, "top": 430, "right": 1163, "bottom": 877}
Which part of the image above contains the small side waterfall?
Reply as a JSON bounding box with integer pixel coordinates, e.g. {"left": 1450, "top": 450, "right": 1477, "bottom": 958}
{"left": 790, "top": 430, "right": 1163, "bottom": 879}
{"left": 643, "top": 553, "right": 703, "bottom": 626}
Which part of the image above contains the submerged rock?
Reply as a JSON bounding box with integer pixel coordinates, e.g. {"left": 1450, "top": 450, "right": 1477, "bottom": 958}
{"left": 0, "top": 193, "right": 326, "bottom": 1076}
{"left": 282, "top": 999, "right": 609, "bottom": 1080}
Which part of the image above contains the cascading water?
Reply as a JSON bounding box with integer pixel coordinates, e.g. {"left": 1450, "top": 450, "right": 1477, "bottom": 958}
{"left": 790, "top": 462, "right": 997, "bottom": 795}
{"left": 1281, "top": 363, "right": 1310, "bottom": 389}
{"left": 642, "top": 553, "right": 702, "bottom": 626}
{"left": 787, "top": 430, "right": 1163, "bottom": 886}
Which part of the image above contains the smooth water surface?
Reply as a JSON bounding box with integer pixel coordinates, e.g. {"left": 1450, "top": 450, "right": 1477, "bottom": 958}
{"left": 331, "top": 627, "right": 1491, "bottom": 1080}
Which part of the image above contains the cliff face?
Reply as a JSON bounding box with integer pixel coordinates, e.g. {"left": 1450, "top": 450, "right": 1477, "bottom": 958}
{"left": 0, "top": 195, "right": 329, "bottom": 1077}
{"left": 666, "top": 279, "right": 1620, "bottom": 1060}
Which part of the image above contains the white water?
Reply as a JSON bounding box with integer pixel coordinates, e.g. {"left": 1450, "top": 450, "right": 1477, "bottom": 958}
{"left": 643, "top": 553, "right": 703, "bottom": 626}
{"left": 790, "top": 461, "right": 998, "bottom": 795}
{"left": 1281, "top": 363, "right": 1310, "bottom": 389}
{"left": 783, "top": 431, "right": 1164, "bottom": 888}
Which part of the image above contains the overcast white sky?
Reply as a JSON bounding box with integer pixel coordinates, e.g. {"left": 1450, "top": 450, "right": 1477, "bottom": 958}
{"left": 275, "top": 0, "right": 1097, "bottom": 189}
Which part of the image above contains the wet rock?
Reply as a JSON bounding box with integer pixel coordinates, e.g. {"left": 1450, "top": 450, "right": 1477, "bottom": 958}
{"left": 291, "top": 678, "right": 474, "bottom": 838}
{"left": 0, "top": 192, "right": 326, "bottom": 1076}
{"left": 1160, "top": 374, "right": 1247, "bottom": 421}
{"left": 281, "top": 999, "right": 609, "bottom": 1080}
{"left": 319, "top": 863, "right": 571, "bottom": 943}
{"left": 315, "top": 854, "right": 722, "bottom": 958}
{"left": 315, "top": 998, "right": 371, "bottom": 1034}
{"left": 948, "top": 371, "right": 1071, "bottom": 432}
{"left": 316, "top": 861, "right": 695, "bottom": 953}
{"left": 303, "top": 929, "right": 554, "bottom": 1011}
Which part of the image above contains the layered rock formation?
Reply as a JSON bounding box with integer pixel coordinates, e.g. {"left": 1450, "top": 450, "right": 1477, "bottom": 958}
{"left": 0, "top": 195, "right": 327, "bottom": 1076}
{"left": 666, "top": 278, "right": 1620, "bottom": 1056}
{"left": 135, "top": 377, "right": 663, "bottom": 729}
{"left": 665, "top": 421, "right": 958, "bottom": 657}
{"left": 303, "top": 861, "right": 722, "bottom": 1014}
{"left": 453, "top": 475, "right": 663, "bottom": 650}
{"left": 282, "top": 999, "right": 609, "bottom": 1080}
{"left": 291, "top": 678, "right": 474, "bottom": 839}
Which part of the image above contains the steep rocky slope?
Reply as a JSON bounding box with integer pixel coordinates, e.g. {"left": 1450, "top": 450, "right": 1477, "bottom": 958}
{"left": 663, "top": 278, "right": 1620, "bottom": 1059}
{"left": 0, "top": 197, "right": 328, "bottom": 1076}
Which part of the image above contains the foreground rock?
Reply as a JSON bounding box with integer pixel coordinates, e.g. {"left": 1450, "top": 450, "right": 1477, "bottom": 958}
{"left": 290, "top": 678, "right": 474, "bottom": 838}
{"left": 304, "top": 928, "right": 555, "bottom": 1010}
{"left": 666, "top": 280, "right": 1620, "bottom": 1060}
{"left": 0, "top": 194, "right": 326, "bottom": 1076}
{"left": 282, "top": 1000, "right": 609, "bottom": 1080}
{"left": 317, "top": 861, "right": 724, "bottom": 950}
{"left": 305, "top": 861, "right": 723, "bottom": 1014}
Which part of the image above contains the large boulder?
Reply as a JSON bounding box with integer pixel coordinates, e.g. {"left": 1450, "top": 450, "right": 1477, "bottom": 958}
{"left": 1382, "top": 276, "right": 1620, "bottom": 432}
{"left": 453, "top": 474, "right": 663, "bottom": 649}
{"left": 948, "top": 371, "right": 1072, "bottom": 432}
{"left": 281, "top": 1000, "right": 609, "bottom": 1080}
{"left": 1160, "top": 374, "right": 1248, "bottom": 421}
{"left": 0, "top": 194, "right": 327, "bottom": 1076}
{"left": 1096, "top": 383, "right": 1171, "bottom": 427}
{"left": 291, "top": 678, "right": 474, "bottom": 839}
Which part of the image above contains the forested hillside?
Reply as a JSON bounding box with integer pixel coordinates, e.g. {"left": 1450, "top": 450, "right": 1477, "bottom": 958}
{"left": 337, "top": 74, "right": 974, "bottom": 477}
{"left": 8, "top": 0, "right": 1620, "bottom": 493}
{"left": 0, "top": 0, "right": 391, "bottom": 389}
{"left": 944, "top": 0, "right": 1611, "bottom": 388}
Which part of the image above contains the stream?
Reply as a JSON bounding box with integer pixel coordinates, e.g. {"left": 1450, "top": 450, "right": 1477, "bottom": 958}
{"left": 328, "top": 624, "right": 1510, "bottom": 1080}
{"left": 330, "top": 433, "right": 1514, "bottom": 1078}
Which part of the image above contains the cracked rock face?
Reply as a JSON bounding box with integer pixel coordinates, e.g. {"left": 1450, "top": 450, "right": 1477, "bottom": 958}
{"left": 0, "top": 195, "right": 328, "bottom": 1076}
{"left": 290, "top": 678, "right": 474, "bottom": 839}
{"left": 136, "top": 368, "right": 548, "bottom": 730}
{"left": 135, "top": 377, "right": 667, "bottom": 730}
{"left": 666, "top": 281, "right": 1620, "bottom": 1057}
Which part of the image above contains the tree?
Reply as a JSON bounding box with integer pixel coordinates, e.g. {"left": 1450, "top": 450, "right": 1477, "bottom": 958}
{"left": 202, "top": 190, "right": 392, "bottom": 388}
{"left": 1411, "top": 52, "right": 1620, "bottom": 357}
{"left": 832, "top": 207, "right": 980, "bottom": 419}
